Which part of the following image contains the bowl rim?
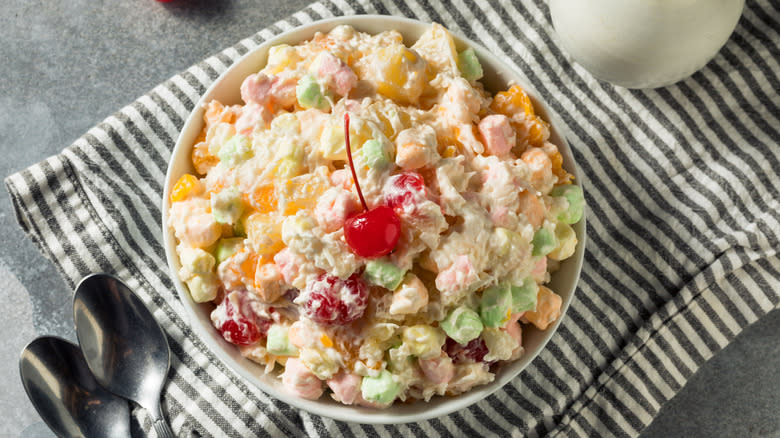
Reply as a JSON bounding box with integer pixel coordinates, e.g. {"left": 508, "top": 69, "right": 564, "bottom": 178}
{"left": 162, "top": 14, "right": 586, "bottom": 424}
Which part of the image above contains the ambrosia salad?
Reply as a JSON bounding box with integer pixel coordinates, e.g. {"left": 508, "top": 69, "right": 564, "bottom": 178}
{"left": 168, "top": 23, "right": 583, "bottom": 407}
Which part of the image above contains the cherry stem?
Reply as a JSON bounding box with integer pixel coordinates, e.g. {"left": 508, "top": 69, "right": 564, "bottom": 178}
{"left": 344, "top": 113, "right": 368, "bottom": 212}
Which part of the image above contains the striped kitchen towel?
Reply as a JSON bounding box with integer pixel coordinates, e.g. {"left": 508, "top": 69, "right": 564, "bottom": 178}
{"left": 5, "top": 0, "right": 779, "bottom": 436}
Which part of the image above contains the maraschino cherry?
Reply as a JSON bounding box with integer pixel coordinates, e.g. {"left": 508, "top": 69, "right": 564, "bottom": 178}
{"left": 343, "top": 113, "right": 401, "bottom": 258}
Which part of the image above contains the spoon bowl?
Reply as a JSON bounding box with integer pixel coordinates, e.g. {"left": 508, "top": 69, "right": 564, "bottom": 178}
{"left": 73, "top": 273, "right": 174, "bottom": 438}
{"left": 19, "top": 336, "right": 130, "bottom": 438}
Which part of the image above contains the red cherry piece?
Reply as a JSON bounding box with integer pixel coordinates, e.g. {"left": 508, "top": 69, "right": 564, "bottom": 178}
{"left": 214, "top": 296, "right": 271, "bottom": 346}
{"left": 215, "top": 299, "right": 261, "bottom": 345}
{"left": 444, "top": 337, "right": 492, "bottom": 364}
{"left": 219, "top": 319, "right": 260, "bottom": 345}
{"left": 344, "top": 205, "right": 401, "bottom": 258}
{"left": 342, "top": 113, "right": 401, "bottom": 257}
{"left": 304, "top": 273, "right": 368, "bottom": 325}
{"left": 384, "top": 172, "right": 426, "bottom": 210}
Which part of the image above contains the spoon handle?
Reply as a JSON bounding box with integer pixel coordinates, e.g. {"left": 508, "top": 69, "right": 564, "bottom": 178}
{"left": 153, "top": 418, "right": 176, "bottom": 438}
{"left": 152, "top": 404, "right": 176, "bottom": 438}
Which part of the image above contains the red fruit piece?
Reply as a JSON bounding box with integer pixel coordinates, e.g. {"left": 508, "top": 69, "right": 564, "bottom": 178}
{"left": 445, "top": 337, "right": 491, "bottom": 364}
{"left": 344, "top": 205, "right": 401, "bottom": 258}
{"left": 214, "top": 296, "right": 271, "bottom": 346}
{"left": 219, "top": 319, "right": 260, "bottom": 345}
{"left": 384, "top": 172, "right": 426, "bottom": 210}
{"left": 303, "top": 273, "right": 368, "bottom": 325}
{"left": 341, "top": 113, "right": 401, "bottom": 258}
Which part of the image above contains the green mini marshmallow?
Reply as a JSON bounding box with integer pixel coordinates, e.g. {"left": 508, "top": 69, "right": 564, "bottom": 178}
{"left": 511, "top": 278, "right": 539, "bottom": 313}
{"left": 457, "top": 48, "right": 483, "bottom": 81}
{"left": 266, "top": 324, "right": 299, "bottom": 356}
{"left": 440, "top": 306, "right": 484, "bottom": 345}
{"left": 218, "top": 135, "right": 252, "bottom": 166}
{"left": 296, "top": 74, "right": 330, "bottom": 110}
{"left": 361, "top": 370, "right": 401, "bottom": 404}
{"left": 479, "top": 283, "right": 513, "bottom": 328}
{"left": 532, "top": 227, "right": 558, "bottom": 257}
{"left": 550, "top": 184, "right": 584, "bottom": 224}
{"left": 361, "top": 138, "right": 392, "bottom": 169}
{"left": 363, "top": 260, "right": 405, "bottom": 290}
{"left": 214, "top": 237, "right": 245, "bottom": 265}
{"left": 211, "top": 187, "right": 244, "bottom": 225}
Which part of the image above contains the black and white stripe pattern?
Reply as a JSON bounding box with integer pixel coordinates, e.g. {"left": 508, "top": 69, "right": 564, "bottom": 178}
{"left": 5, "top": 1, "right": 778, "bottom": 436}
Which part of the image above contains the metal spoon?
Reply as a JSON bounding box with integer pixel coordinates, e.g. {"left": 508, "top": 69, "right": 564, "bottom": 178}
{"left": 73, "top": 273, "right": 175, "bottom": 438}
{"left": 19, "top": 336, "right": 131, "bottom": 438}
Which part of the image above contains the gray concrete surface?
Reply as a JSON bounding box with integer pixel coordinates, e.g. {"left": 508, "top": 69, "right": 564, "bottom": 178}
{"left": 1, "top": 1, "right": 776, "bottom": 437}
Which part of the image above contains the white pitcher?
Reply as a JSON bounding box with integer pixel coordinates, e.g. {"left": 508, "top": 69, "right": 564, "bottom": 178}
{"left": 549, "top": 0, "right": 745, "bottom": 88}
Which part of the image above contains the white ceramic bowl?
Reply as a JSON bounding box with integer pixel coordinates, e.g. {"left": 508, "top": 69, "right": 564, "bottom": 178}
{"left": 163, "top": 15, "right": 586, "bottom": 424}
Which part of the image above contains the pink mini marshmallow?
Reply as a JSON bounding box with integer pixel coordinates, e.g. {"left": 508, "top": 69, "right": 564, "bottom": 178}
{"left": 317, "top": 52, "right": 357, "bottom": 96}
{"left": 479, "top": 114, "right": 516, "bottom": 156}
{"left": 273, "top": 248, "right": 302, "bottom": 286}
{"left": 531, "top": 257, "right": 547, "bottom": 283}
{"left": 254, "top": 263, "right": 283, "bottom": 302}
{"left": 435, "top": 255, "right": 478, "bottom": 296}
{"left": 504, "top": 312, "right": 524, "bottom": 344}
{"left": 418, "top": 352, "right": 455, "bottom": 384}
{"left": 314, "top": 188, "right": 359, "bottom": 233}
{"left": 240, "top": 73, "right": 273, "bottom": 104}
{"left": 169, "top": 199, "right": 221, "bottom": 248}
{"left": 269, "top": 74, "right": 298, "bottom": 108}
{"left": 235, "top": 102, "right": 271, "bottom": 135}
{"left": 281, "top": 358, "right": 323, "bottom": 400}
{"left": 503, "top": 312, "right": 524, "bottom": 360}
{"left": 240, "top": 73, "right": 297, "bottom": 108}
{"left": 329, "top": 168, "right": 354, "bottom": 190}
{"left": 326, "top": 371, "right": 362, "bottom": 405}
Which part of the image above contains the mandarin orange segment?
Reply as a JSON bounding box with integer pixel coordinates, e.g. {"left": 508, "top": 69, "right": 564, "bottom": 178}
{"left": 449, "top": 123, "right": 480, "bottom": 152}
{"left": 491, "top": 85, "right": 535, "bottom": 118}
{"left": 244, "top": 184, "right": 278, "bottom": 214}
{"left": 240, "top": 251, "right": 260, "bottom": 284}
{"left": 204, "top": 100, "right": 235, "bottom": 127}
{"left": 192, "top": 141, "right": 220, "bottom": 176}
{"left": 218, "top": 250, "right": 253, "bottom": 290}
{"left": 195, "top": 128, "right": 207, "bottom": 145}
{"left": 492, "top": 85, "right": 550, "bottom": 148}
{"left": 170, "top": 174, "right": 201, "bottom": 203}
{"left": 526, "top": 117, "right": 550, "bottom": 148}
{"left": 542, "top": 142, "right": 573, "bottom": 185}
{"left": 436, "top": 126, "right": 459, "bottom": 153}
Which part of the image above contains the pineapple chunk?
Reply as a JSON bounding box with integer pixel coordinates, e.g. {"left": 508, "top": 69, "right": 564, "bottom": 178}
{"left": 245, "top": 212, "right": 284, "bottom": 257}
{"left": 411, "top": 22, "right": 459, "bottom": 74}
